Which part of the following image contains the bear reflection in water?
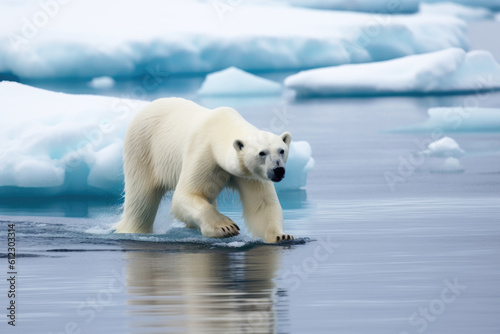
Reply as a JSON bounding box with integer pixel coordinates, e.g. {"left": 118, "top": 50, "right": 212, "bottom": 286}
{"left": 124, "top": 244, "right": 287, "bottom": 333}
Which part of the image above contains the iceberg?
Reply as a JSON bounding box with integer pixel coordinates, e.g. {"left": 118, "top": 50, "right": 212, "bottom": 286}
{"left": 0, "top": 0, "right": 468, "bottom": 79}
{"left": 397, "top": 137, "right": 466, "bottom": 175}
{"left": 198, "top": 67, "right": 281, "bottom": 96}
{"left": 421, "top": 137, "right": 466, "bottom": 158}
{"left": 0, "top": 81, "right": 313, "bottom": 196}
{"left": 284, "top": 48, "right": 500, "bottom": 97}
{"left": 420, "top": 3, "right": 494, "bottom": 21}
{"left": 420, "top": 0, "right": 500, "bottom": 11}
{"left": 391, "top": 107, "right": 500, "bottom": 133}
{"left": 417, "top": 137, "right": 465, "bottom": 173}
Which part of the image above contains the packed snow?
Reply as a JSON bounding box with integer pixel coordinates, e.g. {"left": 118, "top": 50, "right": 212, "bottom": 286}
{"left": 278, "top": 0, "right": 419, "bottom": 13}
{"left": 421, "top": 137, "right": 466, "bottom": 158}
{"left": 393, "top": 107, "right": 500, "bottom": 133}
{"left": 420, "top": 0, "right": 500, "bottom": 11}
{"left": 284, "top": 48, "right": 500, "bottom": 96}
{"left": 198, "top": 67, "right": 281, "bottom": 96}
{"left": 0, "top": 0, "right": 468, "bottom": 79}
{"left": 0, "top": 81, "right": 313, "bottom": 196}
{"left": 420, "top": 3, "right": 494, "bottom": 21}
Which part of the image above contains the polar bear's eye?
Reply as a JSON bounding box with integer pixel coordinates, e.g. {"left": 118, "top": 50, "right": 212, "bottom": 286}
{"left": 279, "top": 149, "right": 285, "bottom": 155}
{"left": 259, "top": 151, "right": 267, "bottom": 157}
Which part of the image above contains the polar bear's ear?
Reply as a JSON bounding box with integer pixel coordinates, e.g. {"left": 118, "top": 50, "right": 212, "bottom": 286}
{"left": 233, "top": 139, "right": 245, "bottom": 151}
{"left": 280, "top": 132, "right": 292, "bottom": 146}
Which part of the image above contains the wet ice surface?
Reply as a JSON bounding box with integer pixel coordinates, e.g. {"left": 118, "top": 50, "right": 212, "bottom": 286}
{"left": 1, "top": 90, "right": 499, "bottom": 334}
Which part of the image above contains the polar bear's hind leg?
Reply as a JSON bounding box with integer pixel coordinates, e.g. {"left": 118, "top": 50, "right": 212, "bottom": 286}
{"left": 115, "top": 174, "right": 165, "bottom": 234}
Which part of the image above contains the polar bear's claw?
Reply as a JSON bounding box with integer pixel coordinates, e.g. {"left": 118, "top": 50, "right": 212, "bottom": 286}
{"left": 276, "top": 234, "right": 294, "bottom": 243}
{"left": 217, "top": 223, "right": 240, "bottom": 238}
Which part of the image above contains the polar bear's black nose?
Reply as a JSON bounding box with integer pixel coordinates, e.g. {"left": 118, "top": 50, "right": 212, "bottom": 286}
{"left": 272, "top": 167, "right": 285, "bottom": 182}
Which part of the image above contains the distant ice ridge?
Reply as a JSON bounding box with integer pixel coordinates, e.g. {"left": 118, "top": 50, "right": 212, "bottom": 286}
{"left": 420, "top": 3, "right": 494, "bottom": 21}
{"left": 420, "top": 0, "right": 500, "bottom": 11}
{"left": 0, "top": 0, "right": 468, "bottom": 79}
{"left": 0, "top": 81, "right": 313, "bottom": 196}
{"left": 276, "top": 0, "right": 419, "bottom": 13}
{"left": 285, "top": 48, "right": 500, "bottom": 96}
{"left": 198, "top": 67, "right": 281, "bottom": 96}
{"left": 393, "top": 107, "right": 500, "bottom": 133}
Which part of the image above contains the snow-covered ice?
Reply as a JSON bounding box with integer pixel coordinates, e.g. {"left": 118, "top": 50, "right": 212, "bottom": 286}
{"left": 0, "top": 81, "right": 143, "bottom": 195}
{"left": 420, "top": 0, "right": 500, "bottom": 11}
{"left": 279, "top": 0, "right": 419, "bottom": 13}
{"left": 394, "top": 107, "right": 500, "bottom": 133}
{"left": 0, "top": 0, "right": 468, "bottom": 79}
{"left": 285, "top": 48, "right": 500, "bottom": 96}
{"left": 422, "top": 137, "right": 466, "bottom": 158}
{"left": 88, "top": 76, "right": 116, "bottom": 90}
{"left": 0, "top": 81, "right": 313, "bottom": 196}
{"left": 198, "top": 67, "right": 281, "bottom": 96}
{"left": 420, "top": 3, "right": 494, "bottom": 21}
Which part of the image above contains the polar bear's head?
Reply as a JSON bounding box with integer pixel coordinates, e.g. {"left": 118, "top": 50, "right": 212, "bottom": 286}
{"left": 233, "top": 131, "right": 292, "bottom": 182}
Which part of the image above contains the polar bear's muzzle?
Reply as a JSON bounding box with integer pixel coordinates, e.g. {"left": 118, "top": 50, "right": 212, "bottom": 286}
{"left": 269, "top": 167, "right": 285, "bottom": 182}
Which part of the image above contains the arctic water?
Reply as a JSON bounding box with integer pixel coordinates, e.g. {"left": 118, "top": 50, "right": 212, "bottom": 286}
{"left": 1, "top": 24, "right": 500, "bottom": 334}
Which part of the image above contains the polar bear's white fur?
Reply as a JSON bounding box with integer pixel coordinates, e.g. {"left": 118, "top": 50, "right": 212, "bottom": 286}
{"left": 114, "top": 98, "right": 293, "bottom": 243}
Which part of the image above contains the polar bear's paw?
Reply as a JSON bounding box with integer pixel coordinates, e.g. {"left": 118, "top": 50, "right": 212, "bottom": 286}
{"left": 201, "top": 218, "right": 240, "bottom": 239}
{"left": 276, "top": 234, "right": 294, "bottom": 242}
{"left": 266, "top": 233, "right": 294, "bottom": 243}
{"left": 218, "top": 223, "right": 240, "bottom": 238}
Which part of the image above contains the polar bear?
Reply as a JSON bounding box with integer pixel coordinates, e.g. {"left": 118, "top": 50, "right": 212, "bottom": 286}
{"left": 114, "top": 98, "right": 294, "bottom": 243}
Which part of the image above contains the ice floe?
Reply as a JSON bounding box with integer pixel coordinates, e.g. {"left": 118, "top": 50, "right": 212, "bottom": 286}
{"left": 0, "top": 0, "right": 468, "bottom": 79}
{"left": 285, "top": 48, "right": 500, "bottom": 96}
{"left": 198, "top": 67, "right": 281, "bottom": 96}
{"left": 0, "top": 81, "right": 313, "bottom": 196}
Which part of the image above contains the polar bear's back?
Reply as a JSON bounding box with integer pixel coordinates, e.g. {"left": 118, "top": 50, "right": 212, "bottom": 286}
{"left": 124, "top": 98, "right": 210, "bottom": 190}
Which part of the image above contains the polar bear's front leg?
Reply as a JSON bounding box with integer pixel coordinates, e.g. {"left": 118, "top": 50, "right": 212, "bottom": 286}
{"left": 171, "top": 191, "right": 240, "bottom": 238}
{"left": 234, "top": 178, "right": 293, "bottom": 243}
